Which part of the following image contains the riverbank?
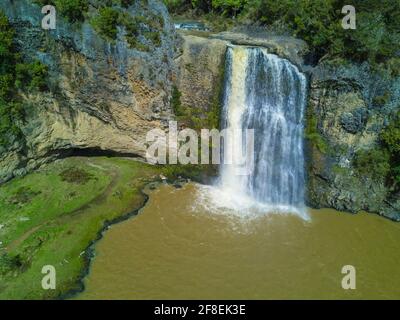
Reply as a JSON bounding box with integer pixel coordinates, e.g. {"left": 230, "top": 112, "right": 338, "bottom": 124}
{"left": 0, "top": 157, "right": 163, "bottom": 299}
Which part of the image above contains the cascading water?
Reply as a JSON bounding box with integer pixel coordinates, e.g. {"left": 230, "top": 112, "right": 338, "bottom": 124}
{"left": 205, "top": 45, "right": 308, "bottom": 219}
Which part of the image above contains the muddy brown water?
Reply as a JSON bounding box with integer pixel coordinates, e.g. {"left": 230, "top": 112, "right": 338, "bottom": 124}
{"left": 77, "top": 183, "right": 400, "bottom": 299}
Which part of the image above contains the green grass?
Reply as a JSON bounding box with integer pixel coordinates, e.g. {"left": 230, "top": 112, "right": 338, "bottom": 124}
{"left": 0, "top": 157, "right": 162, "bottom": 299}
{"left": 305, "top": 110, "right": 329, "bottom": 154}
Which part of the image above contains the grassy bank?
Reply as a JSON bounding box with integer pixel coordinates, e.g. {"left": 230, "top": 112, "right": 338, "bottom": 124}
{"left": 0, "top": 156, "right": 162, "bottom": 299}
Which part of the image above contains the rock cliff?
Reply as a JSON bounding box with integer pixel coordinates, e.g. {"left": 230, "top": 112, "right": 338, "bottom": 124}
{"left": 174, "top": 30, "right": 400, "bottom": 220}
{"left": 1, "top": 1, "right": 399, "bottom": 219}
{"left": 0, "top": 0, "right": 178, "bottom": 182}
{"left": 306, "top": 63, "right": 400, "bottom": 220}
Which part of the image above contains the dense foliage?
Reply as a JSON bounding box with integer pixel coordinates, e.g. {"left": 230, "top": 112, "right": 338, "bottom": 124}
{"left": 354, "top": 148, "right": 391, "bottom": 179}
{"left": 91, "top": 6, "right": 121, "bottom": 40}
{"left": 165, "top": 0, "right": 400, "bottom": 64}
{"left": 353, "top": 111, "right": 400, "bottom": 189}
{"left": 0, "top": 11, "right": 48, "bottom": 147}
{"left": 305, "top": 111, "right": 329, "bottom": 154}
{"left": 34, "top": 0, "right": 89, "bottom": 22}
{"left": 90, "top": 2, "right": 163, "bottom": 50}
{"left": 381, "top": 111, "right": 400, "bottom": 187}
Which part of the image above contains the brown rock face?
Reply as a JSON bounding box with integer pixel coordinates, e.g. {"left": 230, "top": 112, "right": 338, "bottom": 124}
{"left": 306, "top": 64, "right": 400, "bottom": 220}
{"left": 0, "top": 0, "right": 178, "bottom": 182}
{"left": 175, "top": 35, "right": 228, "bottom": 111}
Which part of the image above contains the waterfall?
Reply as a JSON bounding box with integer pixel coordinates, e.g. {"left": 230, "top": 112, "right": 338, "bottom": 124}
{"left": 217, "top": 45, "right": 308, "bottom": 218}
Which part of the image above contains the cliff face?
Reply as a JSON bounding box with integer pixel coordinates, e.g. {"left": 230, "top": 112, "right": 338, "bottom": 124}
{"left": 175, "top": 31, "right": 308, "bottom": 114}
{"left": 174, "top": 31, "right": 400, "bottom": 219}
{"left": 306, "top": 63, "right": 400, "bottom": 220}
{"left": 0, "top": 0, "right": 178, "bottom": 182}
{"left": 1, "top": 0, "right": 398, "bottom": 220}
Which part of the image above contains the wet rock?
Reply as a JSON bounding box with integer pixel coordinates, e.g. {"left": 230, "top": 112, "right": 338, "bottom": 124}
{"left": 307, "top": 62, "right": 400, "bottom": 220}
{"left": 340, "top": 108, "right": 368, "bottom": 134}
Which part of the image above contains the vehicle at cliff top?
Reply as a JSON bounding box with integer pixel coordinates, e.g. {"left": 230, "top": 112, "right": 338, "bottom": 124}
{"left": 174, "top": 21, "right": 209, "bottom": 31}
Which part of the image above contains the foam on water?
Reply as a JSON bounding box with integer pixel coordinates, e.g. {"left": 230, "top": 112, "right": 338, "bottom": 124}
{"left": 195, "top": 184, "right": 310, "bottom": 221}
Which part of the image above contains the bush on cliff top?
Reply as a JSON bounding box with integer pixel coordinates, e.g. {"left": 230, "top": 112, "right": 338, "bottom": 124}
{"left": 34, "top": 0, "right": 88, "bottom": 23}
{"left": 89, "top": 3, "right": 163, "bottom": 50}
{"left": 91, "top": 7, "right": 120, "bottom": 41}
{"left": 165, "top": 0, "right": 400, "bottom": 65}
{"left": 381, "top": 110, "right": 400, "bottom": 187}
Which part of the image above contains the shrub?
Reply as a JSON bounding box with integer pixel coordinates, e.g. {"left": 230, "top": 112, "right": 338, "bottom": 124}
{"left": 34, "top": 0, "right": 89, "bottom": 23}
{"left": 0, "top": 254, "right": 25, "bottom": 276}
{"left": 305, "top": 111, "right": 329, "bottom": 154}
{"left": 212, "top": 0, "right": 245, "bottom": 16}
{"left": 162, "top": 164, "right": 205, "bottom": 181}
{"left": 164, "top": 0, "right": 399, "bottom": 66}
{"left": 56, "top": 0, "right": 89, "bottom": 22}
{"left": 113, "top": 0, "right": 136, "bottom": 8}
{"left": 381, "top": 111, "right": 400, "bottom": 186}
{"left": 60, "top": 168, "right": 93, "bottom": 184}
{"left": 385, "top": 58, "right": 400, "bottom": 78}
{"left": 381, "top": 111, "right": 400, "bottom": 154}
{"left": 171, "top": 85, "right": 183, "bottom": 115}
{"left": 354, "top": 148, "right": 391, "bottom": 179}
{"left": 8, "top": 186, "right": 41, "bottom": 205}
{"left": 91, "top": 7, "right": 120, "bottom": 41}
{"left": 15, "top": 61, "right": 48, "bottom": 92}
{"left": 91, "top": 7, "right": 163, "bottom": 49}
{"left": 144, "top": 31, "right": 161, "bottom": 47}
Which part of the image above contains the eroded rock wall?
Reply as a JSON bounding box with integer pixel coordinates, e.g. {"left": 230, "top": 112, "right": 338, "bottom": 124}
{"left": 307, "top": 63, "right": 400, "bottom": 220}
{"left": 0, "top": 0, "right": 178, "bottom": 182}
{"left": 175, "top": 34, "right": 228, "bottom": 111}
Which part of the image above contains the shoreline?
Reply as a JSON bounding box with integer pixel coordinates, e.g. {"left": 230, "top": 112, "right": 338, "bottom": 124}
{"left": 60, "top": 180, "right": 182, "bottom": 300}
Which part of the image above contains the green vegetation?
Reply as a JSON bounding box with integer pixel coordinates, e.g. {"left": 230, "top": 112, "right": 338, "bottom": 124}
{"left": 0, "top": 157, "right": 162, "bottom": 299}
{"left": 165, "top": 0, "right": 400, "bottom": 65}
{"left": 144, "top": 31, "right": 162, "bottom": 47}
{"left": 34, "top": 0, "right": 89, "bottom": 23}
{"left": 15, "top": 61, "right": 48, "bottom": 92}
{"left": 161, "top": 163, "right": 206, "bottom": 181}
{"left": 111, "top": 0, "right": 136, "bottom": 8}
{"left": 59, "top": 168, "right": 93, "bottom": 184}
{"left": 33, "top": 0, "right": 163, "bottom": 49}
{"left": 171, "top": 85, "right": 183, "bottom": 115}
{"left": 90, "top": 3, "right": 164, "bottom": 50}
{"left": 381, "top": 111, "right": 400, "bottom": 187}
{"left": 354, "top": 148, "right": 391, "bottom": 179}
{"left": 305, "top": 109, "right": 329, "bottom": 154}
{"left": 353, "top": 110, "right": 400, "bottom": 188}
{"left": 0, "top": 11, "right": 48, "bottom": 148}
{"left": 91, "top": 7, "right": 120, "bottom": 41}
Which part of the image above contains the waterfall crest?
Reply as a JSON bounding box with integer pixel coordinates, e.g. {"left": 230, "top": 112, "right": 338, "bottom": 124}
{"left": 217, "top": 45, "right": 308, "bottom": 219}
